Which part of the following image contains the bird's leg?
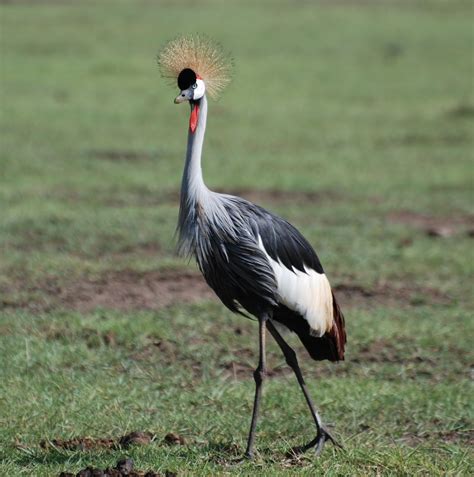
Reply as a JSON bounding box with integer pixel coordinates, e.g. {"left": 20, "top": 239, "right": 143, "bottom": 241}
{"left": 266, "top": 320, "right": 342, "bottom": 456}
{"left": 243, "top": 312, "right": 269, "bottom": 459}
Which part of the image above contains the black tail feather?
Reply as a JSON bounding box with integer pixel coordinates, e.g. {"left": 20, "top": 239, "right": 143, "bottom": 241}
{"left": 273, "top": 294, "right": 346, "bottom": 362}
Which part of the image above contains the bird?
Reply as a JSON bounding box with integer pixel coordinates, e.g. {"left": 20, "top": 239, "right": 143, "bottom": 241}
{"left": 157, "top": 35, "right": 346, "bottom": 459}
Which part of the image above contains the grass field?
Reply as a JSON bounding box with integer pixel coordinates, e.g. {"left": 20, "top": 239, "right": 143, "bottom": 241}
{"left": 1, "top": 0, "right": 473, "bottom": 475}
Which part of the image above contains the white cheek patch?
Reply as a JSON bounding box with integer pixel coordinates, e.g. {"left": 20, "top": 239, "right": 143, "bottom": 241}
{"left": 193, "top": 79, "right": 206, "bottom": 100}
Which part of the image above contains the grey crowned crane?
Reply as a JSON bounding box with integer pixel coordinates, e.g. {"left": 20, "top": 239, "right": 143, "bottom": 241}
{"left": 158, "top": 35, "right": 346, "bottom": 459}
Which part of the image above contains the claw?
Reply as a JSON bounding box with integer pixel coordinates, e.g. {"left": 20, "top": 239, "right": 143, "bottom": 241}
{"left": 314, "top": 435, "right": 325, "bottom": 457}
{"left": 287, "top": 426, "right": 343, "bottom": 458}
{"left": 320, "top": 426, "right": 343, "bottom": 450}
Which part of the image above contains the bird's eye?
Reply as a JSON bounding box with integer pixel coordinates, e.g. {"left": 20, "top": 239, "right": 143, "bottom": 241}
{"left": 192, "top": 83, "right": 198, "bottom": 89}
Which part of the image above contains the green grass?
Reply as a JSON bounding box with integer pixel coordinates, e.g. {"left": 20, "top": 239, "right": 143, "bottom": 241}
{"left": 1, "top": 0, "right": 473, "bottom": 475}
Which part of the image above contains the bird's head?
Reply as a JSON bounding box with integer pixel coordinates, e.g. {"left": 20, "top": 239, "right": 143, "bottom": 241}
{"left": 174, "top": 68, "right": 206, "bottom": 104}
{"left": 173, "top": 67, "right": 206, "bottom": 133}
{"left": 158, "top": 35, "right": 232, "bottom": 133}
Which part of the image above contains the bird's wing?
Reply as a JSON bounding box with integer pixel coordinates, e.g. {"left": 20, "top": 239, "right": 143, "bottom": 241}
{"left": 194, "top": 213, "right": 278, "bottom": 317}
{"left": 241, "top": 202, "right": 336, "bottom": 338}
{"left": 222, "top": 196, "right": 345, "bottom": 361}
{"left": 247, "top": 203, "right": 324, "bottom": 274}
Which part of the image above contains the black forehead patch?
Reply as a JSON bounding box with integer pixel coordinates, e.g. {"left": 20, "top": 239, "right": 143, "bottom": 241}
{"left": 177, "top": 68, "right": 197, "bottom": 90}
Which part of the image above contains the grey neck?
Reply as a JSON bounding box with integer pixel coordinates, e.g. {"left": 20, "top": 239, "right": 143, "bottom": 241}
{"left": 176, "top": 95, "right": 237, "bottom": 257}
{"left": 180, "top": 95, "right": 209, "bottom": 206}
{"left": 178, "top": 95, "right": 211, "bottom": 246}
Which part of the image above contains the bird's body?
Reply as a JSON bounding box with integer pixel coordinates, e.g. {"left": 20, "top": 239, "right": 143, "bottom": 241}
{"left": 158, "top": 36, "right": 346, "bottom": 458}
{"left": 177, "top": 95, "right": 345, "bottom": 362}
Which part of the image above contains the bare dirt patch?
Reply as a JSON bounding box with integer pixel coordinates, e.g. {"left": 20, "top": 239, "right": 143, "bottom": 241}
{"left": 350, "top": 338, "right": 433, "bottom": 365}
{"left": 44, "top": 326, "right": 119, "bottom": 348}
{"left": 333, "top": 281, "right": 451, "bottom": 308}
{"left": 377, "top": 133, "right": 469, "bottom": 147}
{"left": 44, "top": 185, "right": 344, "bottom": 209}
{"left": 215, "top": 188, "right": 342, "bottom": 206}
{"left": 114, "top": 242, "right": 163, "bottom": 256}
{"left": 165, "top": 187, "right": 340, "bottom": 207}
{"left": 0, "top": 269, "right": 214, "bottom": 312}
{"left": 2, "top": 268, "right": 451, "bottom": 313}
{"left": 105, "top": 187, "right": 341, "bottom": 208}
{"left": 400, "top": 428, "right": 474, "bottom": 447}
{"left": 347, "top": 338, "right": 471, "bottom": 381}
{"left": 57, "top": 269, "right": 215, "bottom": 313}
{"left": 387, "top": 210, "right": 474, "bottom": 238}
{"left": 90, "top": 150, "right": 164, "bottom": 162}
{"left": 40, "top": 431, "right": 154, "bottom": 451}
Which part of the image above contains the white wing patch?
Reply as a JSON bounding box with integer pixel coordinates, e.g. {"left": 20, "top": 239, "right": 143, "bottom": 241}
{"left": 258, "top": 236, "right": 334, "bottom": 337}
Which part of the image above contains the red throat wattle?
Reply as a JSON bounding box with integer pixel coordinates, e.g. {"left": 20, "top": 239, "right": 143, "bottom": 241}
{"left": 189, "top": 103, "right": 199, "bottom": 133}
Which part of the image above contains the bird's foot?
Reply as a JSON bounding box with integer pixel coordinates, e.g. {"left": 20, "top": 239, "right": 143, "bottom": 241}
{"left": 287, "top": 426, "right": 343, "bottom": 458}
{"left": 318, "top": 426, "right": 343, "bottom": 452}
